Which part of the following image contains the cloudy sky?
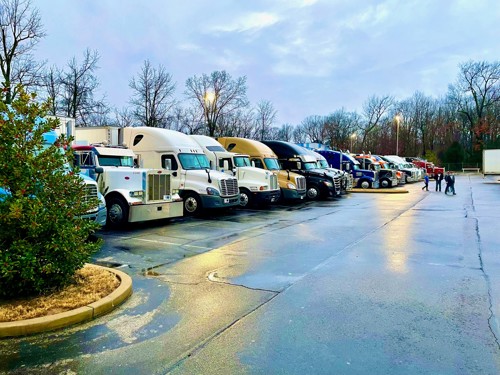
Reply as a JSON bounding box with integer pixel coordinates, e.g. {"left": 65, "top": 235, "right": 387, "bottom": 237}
{"left": 33, "top": 0, "right": 499, "bottom": 125}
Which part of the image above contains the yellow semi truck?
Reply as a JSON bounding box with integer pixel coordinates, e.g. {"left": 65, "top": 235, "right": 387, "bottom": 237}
{"left": 217, "top": 137, "right": 306, "bottom": 201}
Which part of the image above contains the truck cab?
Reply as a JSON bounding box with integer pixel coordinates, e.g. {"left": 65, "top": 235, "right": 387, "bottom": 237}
{"left": 382, "top": 155, "right": 421, "bottom": 183}
{"left": 262, "top": 141, "right": 338, "bottom": 200}
{"left": 303, "top": 149, "right": 346, "bottom": 194}
{"left": 121, "top": 127, "right": 240, "bottom": 215}
{"left": 43, "top": 130, "right": 107, "bottom": 227}
{"left": 355, "top": 154, "right": 398, "bottom": 188}
{"left": 190, "top": 135, "right": 280, "bottom": 207}
{"left": 316, "top": 150, "right": 379, "bottom": 189}
{"left": 72, "top": 144, "right": 183, "bottom": 227}
{"left": 217, "top": 137, "right": 307, "bottom": 202}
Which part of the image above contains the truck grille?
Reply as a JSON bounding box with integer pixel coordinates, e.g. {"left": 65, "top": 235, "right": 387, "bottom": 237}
{"left": 270, "top": 174, "right": 278, "bottom": 190}
{"left": 83, "top": 183, "right": 99, "bottom": 212}
{"left": 333, "top": 176, "right": 341, "bottom": 191}
{"left": 296, "top": 176, "right": 306, "bottom": 192}
{"left": 147, "top": 173, "right": 171, "bottom": 201}
{"left": 219, "top": 178, "right": 239, "bottom": 197}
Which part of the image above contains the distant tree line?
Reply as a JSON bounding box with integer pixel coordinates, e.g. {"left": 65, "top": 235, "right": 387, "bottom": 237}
{"left": 1, "top": 0, "right": 499, "bottom": 164}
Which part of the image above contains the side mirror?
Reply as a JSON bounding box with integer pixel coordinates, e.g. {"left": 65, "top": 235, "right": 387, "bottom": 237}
{"left": 95, "top": 167, "right": 104, "bottom": 174}
{"left": 163, "top": 159, "right": 172, "bottom": 170}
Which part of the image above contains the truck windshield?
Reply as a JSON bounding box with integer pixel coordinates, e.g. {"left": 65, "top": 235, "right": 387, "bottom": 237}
{"left": 303, "top": 162, "right": 317, "bottom": 170}
{"left": 234, "top": 156, "right": 251, "bottom": 167}
{"left": 178, "top": 153, "right": 211, "bottom": 170}
{"left": 264, "top": 158, "right": 281, "bottom": 170}
{"left": 318, "top": 160, "right": 329, "bottom": 168}
{"left": 98, "top": 155, "right": 134, "bottom": 167}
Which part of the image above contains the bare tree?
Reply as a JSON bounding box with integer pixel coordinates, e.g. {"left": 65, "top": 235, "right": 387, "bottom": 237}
{"left": 276, "top": 123, "right": 295, "bottom": 142}
{"left": 184, "top": 70, "right": 249, "bottom": 137}
{"left": 359, "top": 95, "right": 394, "bottom": 150}
{"left": 129, "top": 59, "right": 176, "bottom": 127}
{"left": 323, "top": 108, "right": 361, "bottom": 149}
{"left": 299, "top": 115, "right": 328, "bottom": 143}
{"left": 166, "top": 105, "right": 205, "bottom": 134}
{"left": 114, "top": 107, "right": 135, "bottom": 127}
{"left": 41, "top": 64, "right": 61, "bottom": 115}
{"left": 58, "top": 49, "right": 108, "bottom": 126}
{"left": 0, "top": 0, "right": 45, "bottom": 103}
{"left": 254, "top": 99, "right": 277, "bottom": 140}
{"left": 448, "top": 60, "right": 500, "bottom": 153}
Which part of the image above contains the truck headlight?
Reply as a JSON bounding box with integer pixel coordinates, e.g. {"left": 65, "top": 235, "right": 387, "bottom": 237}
{"left": 129, "top": 190, "right": 144, "bottom": 198}
{"left": 206, "top": 187, "right": 220, "bottom": 196}
{"left": 287, "top": 182, "right": 296, "bottom": 189}
{"left": 259, "top": 185, "right": 268, "bottom": 191}
{"left": 323, "top": 181, "right": 333, "bottom": 187}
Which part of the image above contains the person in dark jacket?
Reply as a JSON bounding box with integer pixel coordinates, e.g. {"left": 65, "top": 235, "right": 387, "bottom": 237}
{"left": 444, "top": 171, "right": 456, "bottom": 195}
{"left": 434, "top": 172, "right": 444, "bottom": 192}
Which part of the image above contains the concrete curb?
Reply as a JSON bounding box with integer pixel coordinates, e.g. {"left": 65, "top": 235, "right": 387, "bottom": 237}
{"left": 351, "top": 188, "right": 409, "bottom": 193}
{"left": 0, "top": 264, "right": 132, "bottom": 338}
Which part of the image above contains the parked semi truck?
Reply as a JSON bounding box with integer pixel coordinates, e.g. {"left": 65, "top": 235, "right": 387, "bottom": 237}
{"left": 315, "top": 150, "right": 379, "bottom": 189}
{"left": 262, "top": 141, "right": 339, "bottom": 199}
{"left": 382, "top": 155, "right": 421, "bottom": 183}
{"left": 72, "top": 144, "right": 183, "bottom": 227}
{"left": 483, "top": 149, "right": 500, "bottom": 175}
{"left": 120, "top": 127, "right": 240, "bottom": 215}
{"left": 217, "top": 137, "right": 307, "bottom": 201}
{"left": 190, "top": 135, "right": 280, "bottom": 207}
{"left": 304, "top": 148, "right": 351, "bottom": 193}
{"left": 354, "top": 154, "right": 397, "bottom": 188}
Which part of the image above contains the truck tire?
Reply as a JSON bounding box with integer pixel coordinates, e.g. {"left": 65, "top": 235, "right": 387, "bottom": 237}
{"left": 359, "top": 180, "right": 371, "bottom": 189}
{"left": 106, "top": 196, "right": 129, "bottom": 228}
{"left": 306, "top": 184, "right": 320, "bottom": 200}
{"left": 239, "top": 188, "right": 252, "bottom": 208}
{"left": 380, "top": 178, "right": 390, "bottom": 188}
{"left": 183, "top": 192, "right": 201, "bottom": 216}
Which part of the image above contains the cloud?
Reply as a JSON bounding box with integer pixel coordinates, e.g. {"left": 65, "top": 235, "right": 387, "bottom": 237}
{"left": 208, "top": 12, "right": 280, "bottom": 33}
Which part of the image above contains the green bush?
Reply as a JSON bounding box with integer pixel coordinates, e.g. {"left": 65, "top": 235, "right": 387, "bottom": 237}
{"left": 0, "top": 88, "right": 102, "bottom": 298}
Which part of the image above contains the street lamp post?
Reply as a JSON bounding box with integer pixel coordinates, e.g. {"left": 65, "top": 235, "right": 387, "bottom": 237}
{"left": 394, "top": 114, "right": 402, "bottom": 156}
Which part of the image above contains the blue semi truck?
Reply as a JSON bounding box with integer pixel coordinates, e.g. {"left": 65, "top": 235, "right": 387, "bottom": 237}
{"left": 315, "top": 149, "right": 379, "bottom": 189}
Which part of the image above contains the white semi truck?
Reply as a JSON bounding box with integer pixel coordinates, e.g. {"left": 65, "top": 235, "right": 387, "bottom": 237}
{"left": 190, "top": 135, "right": 280, "bottom": 207}
{"left": 72, "top": 144, "right": 183, "bottom": 228}
{"left": 483, "top": 149, "right": 500, "bottom": 175}
{"left": 120, "top": 127, "right": 240, "bottom": 215}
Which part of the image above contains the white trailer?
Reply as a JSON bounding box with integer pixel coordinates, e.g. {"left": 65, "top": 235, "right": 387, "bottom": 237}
{"left": 190, "top": 135, "right": 280, "bottom": 207}
{"left": 121, "top": 127, "right": 240, "bottom": 215}
{"left": 483, "top": 149, "right": 500, "bottom": 175}
{"left": 73, "top": 144, "right": 183, "bottom": 228}
{"left": 74, "top": 126, "right": 121, "bottom": 146}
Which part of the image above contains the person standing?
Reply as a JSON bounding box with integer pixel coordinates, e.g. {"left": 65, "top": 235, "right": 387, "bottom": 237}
{"left": 422, "top": 173, "right": 429, "bottom": 191}
{"left": 435, "top": 172, "right": 443, "bottom": 192}
{"left": 448, "top": 171, "right": 456, "bottom": 195}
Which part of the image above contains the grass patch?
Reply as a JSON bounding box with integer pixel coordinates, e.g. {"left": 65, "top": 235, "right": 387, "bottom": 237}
{"left": 0, "top": 264, "right": 120, "bottom": 322}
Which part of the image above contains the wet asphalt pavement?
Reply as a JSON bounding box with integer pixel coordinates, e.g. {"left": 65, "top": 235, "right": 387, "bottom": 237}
{"left": 1, "top": 174, "right": 500, "bottom": 374}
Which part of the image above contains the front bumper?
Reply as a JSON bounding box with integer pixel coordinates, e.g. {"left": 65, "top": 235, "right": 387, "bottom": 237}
{"left": 201, "top": 194, "right": 240, "bottom": 209}
{"left": 252, "top": 190, "right": 281, "bottom": 205}
{"left": 281, "top": 188, "right": 306, "bottom": 201}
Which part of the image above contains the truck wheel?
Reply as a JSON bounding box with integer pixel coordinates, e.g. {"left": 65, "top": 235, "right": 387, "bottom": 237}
{"left": 183, "top": 192, "right": 201, "bottom": 216}
{"left": 106, "top": 196, "right": 129, "bottom": 228}
{"left": 306, "top": 185, "right": 320, "bottom": 200}
{"left": 380, "top": 178, "right": 390, "bottom": 188}
{"left": 239, "top": 188, "right": 252, "bottom": 208}
{"left": 359, "top": 180, "right": 371, "bottom": 189}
